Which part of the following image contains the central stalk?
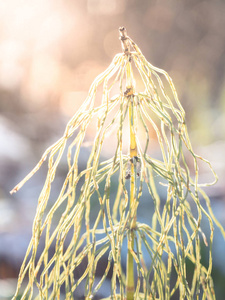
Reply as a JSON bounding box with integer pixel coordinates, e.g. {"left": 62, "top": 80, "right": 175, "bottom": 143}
{"left": 119, "top": 26, "right": 137, "bottom": 300}
{"left": 126, "top": 58, "right": 137, "bottom": 300}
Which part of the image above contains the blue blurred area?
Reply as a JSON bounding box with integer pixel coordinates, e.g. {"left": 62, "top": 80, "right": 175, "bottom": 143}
{"left": 1, "top": 0, "right": 225, "bottom": 299}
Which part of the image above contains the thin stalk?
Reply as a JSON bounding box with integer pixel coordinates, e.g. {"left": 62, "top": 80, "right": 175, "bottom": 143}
{"left": 126, "top": 58, "right": 137, "bottom": 300}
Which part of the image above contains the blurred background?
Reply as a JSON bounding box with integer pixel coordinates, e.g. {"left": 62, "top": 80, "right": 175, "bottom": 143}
{"left": 1, "top": 0, "right": 225, "bottom": 298}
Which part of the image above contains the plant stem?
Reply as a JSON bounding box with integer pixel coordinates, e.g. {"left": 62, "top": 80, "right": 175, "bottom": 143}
{"left": 126, "top": 58, "right": 137, "bottom": 300}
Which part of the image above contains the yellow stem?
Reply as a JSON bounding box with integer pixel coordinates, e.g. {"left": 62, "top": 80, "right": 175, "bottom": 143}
{"left": 126, "top": 58, "right": 137, "bottom": 300}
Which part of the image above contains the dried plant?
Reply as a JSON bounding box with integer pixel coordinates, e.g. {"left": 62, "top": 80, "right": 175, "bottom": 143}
{"left": 11, "top": 27, "right": 225, "bottom": 300}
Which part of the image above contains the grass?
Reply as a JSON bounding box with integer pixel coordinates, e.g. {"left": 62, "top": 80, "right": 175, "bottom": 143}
{"left": 11, "top": 27, "right": 225, "bottom": 299}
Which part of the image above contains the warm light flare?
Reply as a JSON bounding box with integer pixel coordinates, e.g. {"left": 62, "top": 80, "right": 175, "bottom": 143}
{"left": 0, "top": 0, "right": 80, "bottom": 109}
